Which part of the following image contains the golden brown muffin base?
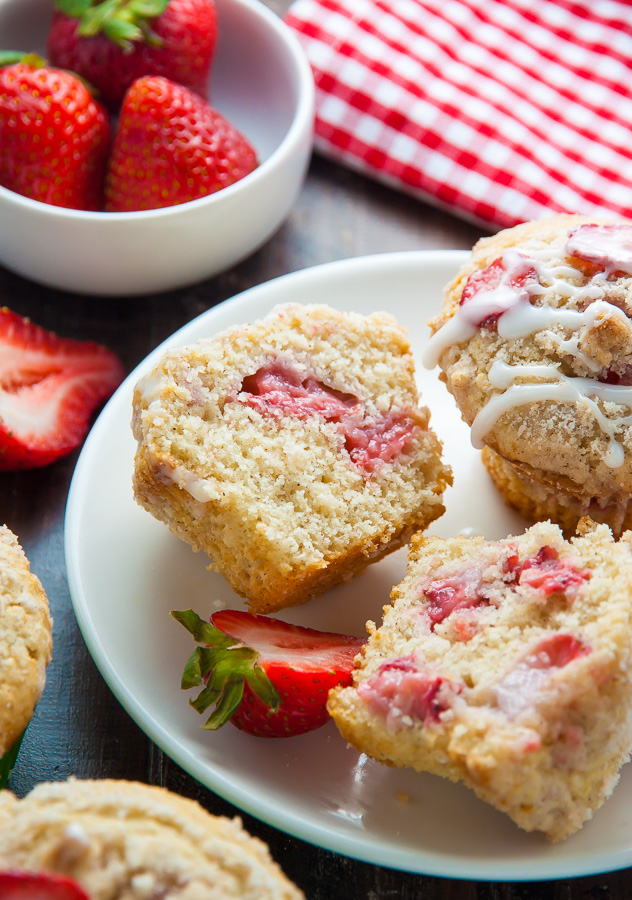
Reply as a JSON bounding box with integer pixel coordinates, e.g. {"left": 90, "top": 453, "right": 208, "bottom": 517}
{"left": 482, "top": 446, "right": 632, "bottom": 538}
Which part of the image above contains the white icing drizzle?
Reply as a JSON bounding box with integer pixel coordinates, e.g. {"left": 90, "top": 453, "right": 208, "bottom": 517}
{"left": 136, "top": 370, "right": 165, "bottom": 407}
{"left": 424, "top": 237, "right": 632, "bottom": 467}
{"left": 158, "top": 462, "right": 219, "bottom": 503}
{"left": 472, "top": 361, "right": 632, "bottom": 467}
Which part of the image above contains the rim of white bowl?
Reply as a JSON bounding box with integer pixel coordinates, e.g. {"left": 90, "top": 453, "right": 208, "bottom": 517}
{"left": 0, "top": 0, "right": 315, "bottom": 221}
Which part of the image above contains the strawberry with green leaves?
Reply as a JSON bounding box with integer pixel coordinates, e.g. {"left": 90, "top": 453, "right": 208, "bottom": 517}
{"left": 47, "top": 0, "right": 217, "bottom": 108}
{"left": 0, "top": 308, "right": 124, "bottom": 470}
{"left": 104, "top": 75, "right": 258, "bottom": 211}
{"left": 172, "top": 609, "right": 365, "bottom": 738}
{"left": 0, "top": 52, "right": 110, "bottom": 211}
{"left": 0, "top": 872, "right": 89, "bottom": 900}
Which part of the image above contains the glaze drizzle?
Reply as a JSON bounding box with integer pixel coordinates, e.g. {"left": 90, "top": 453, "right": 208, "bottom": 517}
{"left": 424, "top": 225, "right": 632, "bottom": 467}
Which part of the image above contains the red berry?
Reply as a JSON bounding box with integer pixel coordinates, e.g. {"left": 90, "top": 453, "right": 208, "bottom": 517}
{"left": 105, "top": 76, "right": 258, "bottom": 212}
{"left": 47, "top": 0, "right": 217, "bottom": 109}
{"left": 172, "top": 609, "right": 365, "bottom": 738}
{"left": 0, "top": 871, "right": 89, "bottom": 900}
{"left": 0, "top": 56, "right": 110, "bottom": 211}
{"left": 0, "top": 308, "right": 124, "bottom": 470}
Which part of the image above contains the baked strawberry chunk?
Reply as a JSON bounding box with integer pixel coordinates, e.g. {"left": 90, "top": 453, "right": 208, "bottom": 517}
{"left": 424, "top": 576, "right": 489, "bottom": 629}
{"left": 460, "top": 254, "right": 538, "bottom": 329}
{"left": 357, "top": 656, "right": 457, "bottom": 725}
{"left": 516, "top": 546, "right": 591, "bottom": 595}
{"left": 495, "top": 633, "right": 590, "bottom": 720}
{"left": 566, "top": 223, "right": 632, "bottom": 275}
{"left": 525, "top": 633, "right": 589, "bottom": 669}
{"left": 343, "top": 412, "right": 420, "bottom": 471}
{"left": 240, "top": 363, "right": 359, "bottom": 419}
{"left": 239, "top": 363, "right": 419, "bottom": 473}
{"left": 598, "top": 366, "right": 632, "bottom": 385}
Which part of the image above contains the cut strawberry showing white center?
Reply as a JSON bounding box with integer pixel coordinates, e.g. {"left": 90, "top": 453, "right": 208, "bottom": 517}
{"left": 0, "top": 308, "right": 124, "bottom": 469}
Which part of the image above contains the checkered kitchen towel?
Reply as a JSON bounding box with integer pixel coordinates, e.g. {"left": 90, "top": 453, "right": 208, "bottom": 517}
{"left": 285, "top": 0, "right": 632, "bottom": 230}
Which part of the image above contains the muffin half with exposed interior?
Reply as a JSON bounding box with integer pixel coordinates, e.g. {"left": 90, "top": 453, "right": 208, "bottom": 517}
{"left": 132, "top": 303, "right": 451, "bottom": 613}
{"left": 328, "top": 520, "right": 632, "bottom": 841}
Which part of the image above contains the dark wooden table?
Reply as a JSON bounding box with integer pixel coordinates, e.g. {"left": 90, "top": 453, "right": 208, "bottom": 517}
{"left": 1, "top": 6, "right": 629, "bottom": 898}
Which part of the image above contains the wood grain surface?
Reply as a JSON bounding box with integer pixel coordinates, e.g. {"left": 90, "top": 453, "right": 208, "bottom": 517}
{"left": 0, "top": 4, "right": 629, "bottom": 897}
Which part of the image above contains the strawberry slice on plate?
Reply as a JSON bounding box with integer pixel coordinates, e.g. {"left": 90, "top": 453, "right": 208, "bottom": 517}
{"left": 172, "top": 609, "right": 365, "bottom": 737}
{"left": 0, "top": 308, "right": 124, "bottom": 470}
{"left": 0, "top": 871, "right": 90, "bottom": 900}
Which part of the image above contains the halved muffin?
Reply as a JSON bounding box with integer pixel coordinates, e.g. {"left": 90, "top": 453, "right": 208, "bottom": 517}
{"left": 132, "top": 303, "right": 451, "bottom": 613}
{"left": 329, "top": 520, "right": 632, "bottom": 841}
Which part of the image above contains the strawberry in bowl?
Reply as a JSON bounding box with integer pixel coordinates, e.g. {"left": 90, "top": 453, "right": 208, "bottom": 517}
{"left": 0, "top": 52, "right": 110, "bottom": 211}
{"left": 47, "top": 0, "right": 217, "bottom": 108}
{"left": 105, "top": 76, "right": 258, "bottom": 211}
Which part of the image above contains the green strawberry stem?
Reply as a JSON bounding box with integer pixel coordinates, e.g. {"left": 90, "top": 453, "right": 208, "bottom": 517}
{"left": 172, "top": 609, "right": 281, "bottom": 730}
{"left": 0, "top": 51, "right": 46, "bottom": 68}
{"left": 53, "top": 0, "right": 169, "bottom": 49}
{"left": 0, "top": 730, "right": 25, "bottom": 790}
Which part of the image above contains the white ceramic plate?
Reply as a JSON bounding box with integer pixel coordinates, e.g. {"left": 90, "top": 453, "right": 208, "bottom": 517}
{"left": 66, "top": 251, "right": 632, "bottom": 881}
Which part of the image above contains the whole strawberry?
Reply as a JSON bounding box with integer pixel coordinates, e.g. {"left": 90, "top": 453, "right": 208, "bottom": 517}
{"left": 47, "top": 0, "right": 217, "bottom": 108}
{"left": 105, "top": 76, "right": 258, "bottom": 212}
{"left": 0, "top": 308, "right": 124, "bottom": 470}
{"left": 0, "top": 53, "right": 110, "bottom": 211}
{"left": 172, "top": 609, "right": 365, "bottom": 738}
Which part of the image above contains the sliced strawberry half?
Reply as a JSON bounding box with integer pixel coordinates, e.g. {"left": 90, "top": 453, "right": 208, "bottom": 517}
{"left": 172, "top": 608, "right": 365, "bottom": 738}
{"left": 0, "top": 871, "right": 90, "bottom": 900}
{"left": 0, "top": 308, "right": 124, "bottom": 470}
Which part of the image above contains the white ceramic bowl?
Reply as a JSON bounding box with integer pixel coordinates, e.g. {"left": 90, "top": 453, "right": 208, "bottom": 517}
{"left": 0, "top": 0, "right": 314, "bottom": 296}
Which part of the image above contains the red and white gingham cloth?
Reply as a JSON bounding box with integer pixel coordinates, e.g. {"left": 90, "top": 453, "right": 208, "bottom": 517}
{"left": 285, "top": 0, "right": 632, "bottom": 230}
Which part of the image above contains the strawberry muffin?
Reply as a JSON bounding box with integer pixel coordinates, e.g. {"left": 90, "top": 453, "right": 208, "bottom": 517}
{"left": 328, "top": 520, "right": 632, "bottom": 841}
{"left": 424, "top": 214, "right": 632, "bottom": 536}
{"left": 132, "top": 303, "right": 451, "bottom": 613}
{"left": 0, "top": 526, "right": 52, "bottom": 784}
{"left": 0, "top": 778, "right": 304, "bottom": 899}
